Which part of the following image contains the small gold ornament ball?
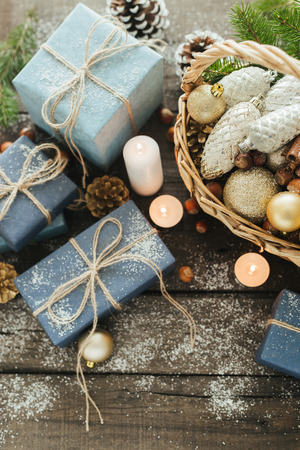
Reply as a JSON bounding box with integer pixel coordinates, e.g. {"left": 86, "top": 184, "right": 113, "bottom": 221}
{"left": 78, "top": 329, "right": 114, "bottom": 368}
{"left": 187, "top": 84, "right": 226, "bottom": 124}
{"left": 223, "top": 167, "right": 280, "bottom": 224}
{"left": 267, "top": 191, "right": 300, "bottom": 232}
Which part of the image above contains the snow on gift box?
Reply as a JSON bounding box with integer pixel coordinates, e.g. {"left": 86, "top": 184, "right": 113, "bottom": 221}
{"left": 0, "top": 135, "right": 77, "bottom": 252}
{"left": 14, "top": 201, "right": 178, "bottom": 347}
{"left": 13, "top": 3, "right": 163, "bottom": 172}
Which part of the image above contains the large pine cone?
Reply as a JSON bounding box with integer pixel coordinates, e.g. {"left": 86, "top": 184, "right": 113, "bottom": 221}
{"left": 0, "top": 262, "right": 18, "bottom": 304}
{"left": 175, "top": 30, "right": 223, "bottom": 78}
{"left": 85, "top": 175, "right": 130, "bottom": 218}
{"left": 107, "top": 0, "right": 170, "bottom": 39}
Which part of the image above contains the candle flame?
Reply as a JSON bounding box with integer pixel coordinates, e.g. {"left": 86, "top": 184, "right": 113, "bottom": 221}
{"left": 249, "top": 264, "right": 257, "bottom": 275}
{"left": 137, "top": 143, "right": 143, "bottom": 155}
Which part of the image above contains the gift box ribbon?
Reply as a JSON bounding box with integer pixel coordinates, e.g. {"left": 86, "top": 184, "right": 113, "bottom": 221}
{"left": 267, "top": 318, "right": 300, "bottom": 333}
{"left": 41, "top": 16, "right": 164, "bottom": 186}
{"left": 33, "top": 217, "right": 196, "bottom": 431}
{"left": 0, "top": 143, "right": 68, "bottom": 224}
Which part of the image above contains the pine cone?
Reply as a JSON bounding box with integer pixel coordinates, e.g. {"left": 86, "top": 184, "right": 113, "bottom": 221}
{"left": 107, "top": 0, "right": 170, "bottom": 39}
{"left": 175, "top": 30, "right": 223, "bottom": 78}
{"left": 85, "top": 175, "right": 130, "bottom": 218}
{"left": 0, "top": 262, "right": 18, "bottom": 304}
{"left": 187, "top": 119, "right": 215, "bottom": 168}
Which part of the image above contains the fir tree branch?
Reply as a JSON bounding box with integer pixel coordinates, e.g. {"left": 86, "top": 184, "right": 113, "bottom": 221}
{"left": 229, "top": 2, "right": 276, "bottom": 44}
{"left": 254, "top": 0, "right": 295, "bottom": 13}
{"left": 0, "top": 83, "right": 19, "bottom": 127}
{"left": 0, "top": 9, "right": 37, "bottom": 127}
{"left": 0, "top": 9, "right": 37, "bottom": 85}
{"left": 202, "top": 58, "right": 247, "bottom": 84}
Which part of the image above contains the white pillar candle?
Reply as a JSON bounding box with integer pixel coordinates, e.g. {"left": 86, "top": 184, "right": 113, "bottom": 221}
{"left": 123, "top": 135, "right": 164, "bottom": 196}
{"left": 149, "top": 195, "right": 184, "bottom": 228}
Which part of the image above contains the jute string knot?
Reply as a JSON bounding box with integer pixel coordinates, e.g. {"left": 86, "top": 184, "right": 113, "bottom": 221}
{"left": 33, "top": 217, "right": 196, "bottom": 431}
{"left": 41, "top": 15, "right": 165, "bottom": 187}
{"left": 0, "top": 143, "right": 68, "bottom": 224}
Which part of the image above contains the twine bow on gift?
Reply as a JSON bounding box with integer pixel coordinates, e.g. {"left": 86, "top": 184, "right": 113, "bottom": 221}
{"left": 33, "top": 217, "right": 196, "bottom": 432}
{"left": 41, "top": 16, "right": 165, "bottom": 186}
{"left": 0, "top": 143, "right": 68, "bottom": 223}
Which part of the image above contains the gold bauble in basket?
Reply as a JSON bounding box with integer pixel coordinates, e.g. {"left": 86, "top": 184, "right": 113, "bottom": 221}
{"left": 174, "top": 39, "right": 300, "bottom": 267}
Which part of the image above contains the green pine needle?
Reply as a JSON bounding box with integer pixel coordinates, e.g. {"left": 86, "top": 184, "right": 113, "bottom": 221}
{"left": 202, "top": 58, "right": 247, "bottom": 84}
{"left": 0, "top": 8, "right": 37, "bottom": 127}
{"left": 254, "top": 0, "right": 295, "bottom": 13}
{"left": 0, "top": 83, "right": 19, "bottom": 127}
{"left": 229, "top": 2, "right": 276, "bottom": 44}
{"left": 271, "top": 5, "right": 300, "bottom": 57}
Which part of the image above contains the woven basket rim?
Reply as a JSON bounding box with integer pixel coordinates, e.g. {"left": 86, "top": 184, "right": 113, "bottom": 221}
{"left": 174, "top": 40, "right": 300, "bottom": 267}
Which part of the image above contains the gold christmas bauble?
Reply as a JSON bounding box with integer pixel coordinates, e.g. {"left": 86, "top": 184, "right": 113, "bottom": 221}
{"left": 223, "top": 167, "right": 280, "bottom": 224}
{"left": 78, "top": 329, "right": 114, "bottom": 368}
{"left": 187, "top": 84, "right": 226, "bottom": 124}
{"left": 267, "top": 191, "right": 300, "bottom": 232}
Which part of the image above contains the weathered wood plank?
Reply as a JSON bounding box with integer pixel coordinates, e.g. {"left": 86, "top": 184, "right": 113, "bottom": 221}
{"left": 1, "top": 373, "right": 299, "bottom": 449}
{"left": 0, "top": 292, "right": 284, "bottom": 376}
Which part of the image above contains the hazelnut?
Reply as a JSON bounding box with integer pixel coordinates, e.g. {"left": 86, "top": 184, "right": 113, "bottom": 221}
{"left": 167, "top": 126, "right": 174, "bottom": 143}
{"left": 206, "top": 181, "right": 223, "bottom": 200}
{"left": 234, "top": 153, "right": 252, "bottom": 170}
{"left": 262, "top": 219, "right": 279, "bottom": 236}
{"left": 251, "top": 150, "right": 266, "bottom": 166}
{"left": 196, "top": 219, "right": 209, "bottom": 233}
{"left": 19, "top": 127, "right": 35, "bottom": 141}
{"left": 179, "top": 266, "right": 194, "bottom": 283}
{"left": 0, "top": 141, "right": 13, "bottom": 152}
{"left": 184, "top": 198, "right": 200, "bottom": 214}
{"left": 158, "top": 107, "right": 174, "bottom": 125}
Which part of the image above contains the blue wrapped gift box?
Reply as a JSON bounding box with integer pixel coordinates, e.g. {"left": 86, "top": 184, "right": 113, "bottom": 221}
{"left": 15, "top": 201, "right": 175, "bottom": 347}
{"left": 13, "top": 3, "right": 163, "bottom": 170}
{"left": 256, "top": 289, "right": 300, "bottom": 378}
{"left": 0, "top": 213, "right": 68, "bottom": 253}
{"left": 0, "top": 135, "right": 77, "bottom": 252}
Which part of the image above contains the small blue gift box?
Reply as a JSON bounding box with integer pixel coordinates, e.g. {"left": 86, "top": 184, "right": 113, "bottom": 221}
{"left": 13, "top": 3, "right": 163, "bottom": 170}
{"left": 0, "top": 135, "right": 77, "bottom": 252}
{"left": 256, "top": 289, "right": 300, "bottom": 378}
{"left": 15, "top": 201, "right": 175, "bottom": 347}
{"left": 0, "top": 213, "right": 68, "bottom": 253}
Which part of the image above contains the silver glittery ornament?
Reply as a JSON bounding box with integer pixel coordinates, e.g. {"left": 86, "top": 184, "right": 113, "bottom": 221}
{"left": 262, "top": 75, "right": 300, "bottom": 116}
{"left": 223, "top": 167, "right": 280, "bottom": 224}
{"left": 239, "top": 103, "right": 300, "bottom": 154}
{"left": 200, "top": 96, "right": 262, "bottom": 179}
{"left": 220, "top": 67, "right": 274, "bottom": 110}
{"left": 266, "top": 146, "right": 289, "bottom": 172}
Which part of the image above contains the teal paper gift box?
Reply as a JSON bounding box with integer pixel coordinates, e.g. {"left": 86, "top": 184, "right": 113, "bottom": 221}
{"left": 13, "top": 3, "right": 163, "bottom": 170}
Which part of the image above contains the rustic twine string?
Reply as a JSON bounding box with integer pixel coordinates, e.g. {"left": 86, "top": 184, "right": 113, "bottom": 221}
{"left": 266, "top": 318, "right": 300, "bottom": 333}
{"left": 33, "top": 217, "right": 196, "bottom": 431}
{"left": 41, "top": 16, "right": 165, "bottom": 187}
{"left": 0, "top": 143, "right": 68, "bottom": 223}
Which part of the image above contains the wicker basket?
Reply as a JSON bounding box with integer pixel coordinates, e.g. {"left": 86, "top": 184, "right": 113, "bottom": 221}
{"left": 174, "top": 40, "right": 300, "bottom": 267}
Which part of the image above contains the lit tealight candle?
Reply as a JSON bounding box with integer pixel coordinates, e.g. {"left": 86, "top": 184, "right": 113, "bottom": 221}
{"left": 149, "top": 195, "right": 183, "bottom": 228}
{"left": 123, "top": 135, "right": 164, "bottom": 196}
{"left": 234, "top": 253, "right": 270, "bottom": 287}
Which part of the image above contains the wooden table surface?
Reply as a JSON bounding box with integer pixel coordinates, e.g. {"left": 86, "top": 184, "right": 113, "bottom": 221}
{"left": 0, "top": 0, "right": 300, "bottom": 449}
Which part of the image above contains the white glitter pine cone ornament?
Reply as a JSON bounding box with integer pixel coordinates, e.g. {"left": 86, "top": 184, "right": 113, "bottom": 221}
{"left": 239, "top": 103, "right": 300, "bottom": 155}
{"left": 107, "top": 0, "right": 170, "bottom": 39}
{"left": 200, "top": 96, "right": 263, "bottom": 180}
{"left": 175, "top": 30, "right": 223, "bottom": 78}
{"left": 219, "top": 67, "right": 274, "bottom": 110}
{"left": 262, "top": 75, "right": 300, "bottom": 116}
